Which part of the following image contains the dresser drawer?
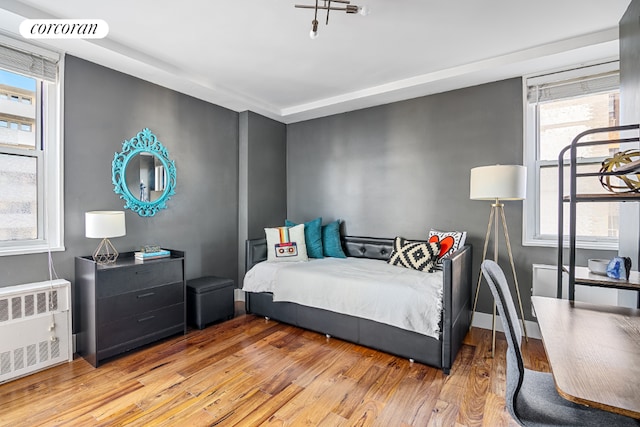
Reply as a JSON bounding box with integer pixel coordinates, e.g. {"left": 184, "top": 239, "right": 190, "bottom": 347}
{"left": 97, "top": 303, "right": 184, "bottom": 351}
{"left": 97, "top": 282, "right": 184, "bottom": 325}
{"left": 96, "top": 259, "right": 183, "bottom": 298}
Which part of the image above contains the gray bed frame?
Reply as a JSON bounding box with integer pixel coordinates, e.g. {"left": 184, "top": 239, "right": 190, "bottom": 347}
{"left": 244, "top": 236, "right": 472, "bottom": 374}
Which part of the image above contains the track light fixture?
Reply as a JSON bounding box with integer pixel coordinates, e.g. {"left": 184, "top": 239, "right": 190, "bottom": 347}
{"left": 295, "top": 0, "right": 368, "bottom": 39}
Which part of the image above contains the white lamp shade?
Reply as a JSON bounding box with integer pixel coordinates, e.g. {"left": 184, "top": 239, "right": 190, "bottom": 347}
{"left": 85, "top": 211, "right": 126, "bottom": 238}
{"left": 470, "top": 165, "right": 526, "bottom": 200}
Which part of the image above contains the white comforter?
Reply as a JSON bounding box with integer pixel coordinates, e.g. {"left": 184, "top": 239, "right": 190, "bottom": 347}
{"left": 242, "top": 257, "right": 444, "bottom": 339}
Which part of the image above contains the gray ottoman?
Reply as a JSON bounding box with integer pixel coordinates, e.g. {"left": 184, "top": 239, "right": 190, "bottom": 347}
{"left": 187, "top": 276, "right": 235, "bottom": 329}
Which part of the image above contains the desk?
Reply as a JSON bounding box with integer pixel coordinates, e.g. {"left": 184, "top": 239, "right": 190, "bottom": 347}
{"left": 532, "top": 296, "right": 640, "bottom": 419}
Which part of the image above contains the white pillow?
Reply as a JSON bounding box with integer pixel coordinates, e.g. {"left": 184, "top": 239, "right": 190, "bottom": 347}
{"left": 265, "top": 224, "right": 308, "bottom": 262}
{"left": 428, "top": 229, "right": 467, "bottom": 267}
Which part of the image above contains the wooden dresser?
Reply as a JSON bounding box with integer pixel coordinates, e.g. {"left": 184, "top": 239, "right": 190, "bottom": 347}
{"left": 75, "top": 250, "right": 186, "bottom": 367}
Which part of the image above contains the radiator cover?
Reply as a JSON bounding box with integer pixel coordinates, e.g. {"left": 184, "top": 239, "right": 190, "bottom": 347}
{"left": 0, "top": 279, "right": 72, "bottom": 384}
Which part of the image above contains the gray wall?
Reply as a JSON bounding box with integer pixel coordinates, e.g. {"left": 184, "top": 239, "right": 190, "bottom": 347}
{"left": 1, "top": 51, "right": 627, "bottom": 324}
{"left": 287, "top": 78, "right": 614, "bottom": 319}
{"left": 238, "top": 111, "right": 287, "bottom": 281}
{"left": 621, "top": 0, "right": 640, "bottom": 127}
{"left": 0, "top": 56, "right": 240, "bottom": 296}
{"left": 244, "top": 112, "right": 287, "bottom": 237}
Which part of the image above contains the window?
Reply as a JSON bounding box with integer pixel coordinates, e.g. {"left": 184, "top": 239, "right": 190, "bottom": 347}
{"left": 0, "top": 35, "right": 63, "bottom": 256}
{"left": 524, "top": 61, "right": 620, "bottom": 250}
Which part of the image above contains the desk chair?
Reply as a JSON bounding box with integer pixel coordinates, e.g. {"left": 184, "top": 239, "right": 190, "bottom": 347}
{"left": 480, "top": 260, "right": 640, "bottom": 427}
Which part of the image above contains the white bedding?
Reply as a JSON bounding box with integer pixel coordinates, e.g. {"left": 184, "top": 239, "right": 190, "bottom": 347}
{"left": 242, "top": 257, "right": 444, "bottom": 339}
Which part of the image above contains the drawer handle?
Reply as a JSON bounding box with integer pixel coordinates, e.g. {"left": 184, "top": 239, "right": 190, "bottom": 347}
{"left": 135, "top": 269, "right": 152, "bottom": 275}
{"left": 138, "top": 315, "right": 155, "bottom": 323}
{"left": 137, "top": 292, "right": 155, "bottom": 299}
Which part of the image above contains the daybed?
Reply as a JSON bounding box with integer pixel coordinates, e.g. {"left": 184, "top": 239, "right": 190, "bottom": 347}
{"left": 243, "top": 236, "right": 472, "bottom": 374}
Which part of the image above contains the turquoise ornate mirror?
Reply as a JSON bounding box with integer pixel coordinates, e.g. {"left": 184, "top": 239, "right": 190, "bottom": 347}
{"left": 112, "top": 128, "right": 176, "bottom": 217}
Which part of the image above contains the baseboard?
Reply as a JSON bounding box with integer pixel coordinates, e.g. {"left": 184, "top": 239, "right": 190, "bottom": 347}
{"left": 471, "top": 311, "right": 541, "bottom": 340}
{"left": 234, "top": 289, "right": 246, "bottom": 302}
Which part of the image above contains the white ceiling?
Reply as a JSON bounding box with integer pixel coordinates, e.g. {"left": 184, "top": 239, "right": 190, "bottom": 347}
{"left": 0, "top": 0, "right": 632, "bottom": 123}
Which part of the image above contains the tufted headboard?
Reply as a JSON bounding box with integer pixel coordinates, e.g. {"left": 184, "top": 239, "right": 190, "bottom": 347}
{"left": 341, "top": 236, "right": 395, "bottom": 260}
{"left": 245, "top": 235, "right": 423, "bottom": 271}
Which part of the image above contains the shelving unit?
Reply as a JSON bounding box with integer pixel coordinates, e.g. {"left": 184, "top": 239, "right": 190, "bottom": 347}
{"left": 556, "top": 124, "right": 640, "bottom": 303}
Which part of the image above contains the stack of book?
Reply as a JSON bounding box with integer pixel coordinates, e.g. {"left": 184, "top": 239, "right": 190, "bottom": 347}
{"left": 134, "top": 249, "right": 171, "bottom": 261}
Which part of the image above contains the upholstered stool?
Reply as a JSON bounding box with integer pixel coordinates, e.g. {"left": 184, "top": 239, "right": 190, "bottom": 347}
{"left": 187, "top": 276, "right": 235, "bottom": 329}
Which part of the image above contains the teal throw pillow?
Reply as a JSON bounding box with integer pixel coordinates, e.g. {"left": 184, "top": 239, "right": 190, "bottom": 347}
{"left": 322, "top": 220, "right": 346, "bottom": 258}
{"left": 285, "top": 217, "right": 324, "bottom": 259}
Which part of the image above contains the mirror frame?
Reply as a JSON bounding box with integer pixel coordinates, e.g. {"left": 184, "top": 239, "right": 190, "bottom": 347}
{"left": 112, "top": 128, "right": 176, "bottom": 217}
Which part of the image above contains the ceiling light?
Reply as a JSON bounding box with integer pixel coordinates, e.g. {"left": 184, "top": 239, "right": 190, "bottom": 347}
{"left": 295, "top": 0, "right": 367, "bottom": 39}
{"left": 310, "top": 19, "right": 319, "bottom": 39}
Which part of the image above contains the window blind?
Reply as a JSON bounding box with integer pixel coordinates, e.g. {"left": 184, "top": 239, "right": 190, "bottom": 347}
{"left": 0, "top": 43, "right": 57, "bottom": 82}
{"left": 527, "top": 71, "right": 619, "bottom": 104}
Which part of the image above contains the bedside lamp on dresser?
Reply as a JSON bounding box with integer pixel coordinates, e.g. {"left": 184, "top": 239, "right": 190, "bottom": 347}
{"left": 85, "top": 211, "right": 126, "bottom": 264}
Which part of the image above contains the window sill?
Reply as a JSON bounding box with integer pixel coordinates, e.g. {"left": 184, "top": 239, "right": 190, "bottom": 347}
{"left": 0, "top": 243, "right": 65, "bottom": 257}
{"left": 523, "top": 236, "right": 618, "bottom": 251}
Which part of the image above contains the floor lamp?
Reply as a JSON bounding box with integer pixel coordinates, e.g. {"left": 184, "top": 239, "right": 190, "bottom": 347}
{"left": 469, "top": 165, "right": 529, "bottom": 357}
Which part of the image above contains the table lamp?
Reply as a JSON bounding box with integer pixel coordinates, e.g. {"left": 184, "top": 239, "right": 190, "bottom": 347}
{"left": 85, "top": 211, "right": 126, "bottom": 264}
{"left": 469, "top": 165, "right": 529, "bottom": 356}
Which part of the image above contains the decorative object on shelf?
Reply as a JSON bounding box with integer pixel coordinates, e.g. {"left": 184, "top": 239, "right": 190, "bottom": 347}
{"left": 587, "top": 258, "right": 610, "bottom": 276}
{"left": 469, "top": 164, "right": 528, "bottom": 357}
{"left": 134, "top": 249, "right": 171, "bottom": 261}
{"left": 606, "top": 256, "right": 632, "bottom": 280}
{"left": 294, "top": 0, "right": 368, "bottom": 39}
{"left": 112, "top": 128, "right": 176, "bottom": 217}
{"left": 139, "top": 244, "right": 162, "bottom": 253}
{"left": 599, "top": 149, "right": 640, "bottom": 193}
{"left": 85, "top": 211, "right": 126, "bottom": 264}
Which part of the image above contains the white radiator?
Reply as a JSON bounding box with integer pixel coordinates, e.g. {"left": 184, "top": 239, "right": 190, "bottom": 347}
{"left": 0, "top": 279, "right": 72, "bottom": 384}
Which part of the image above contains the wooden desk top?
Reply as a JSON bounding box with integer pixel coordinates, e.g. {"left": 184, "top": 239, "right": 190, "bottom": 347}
{"left": 532, "top": 296, "right": 640, "bottom": 419}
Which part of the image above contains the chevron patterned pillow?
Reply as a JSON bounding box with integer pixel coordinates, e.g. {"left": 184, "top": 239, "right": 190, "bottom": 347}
{"left": 387, "top": 237, "right": 440, "bottom": 272}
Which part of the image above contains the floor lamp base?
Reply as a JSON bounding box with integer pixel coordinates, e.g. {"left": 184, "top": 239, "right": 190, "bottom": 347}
{"left": 469, "top": 201, "right": 528, "bottom": 357}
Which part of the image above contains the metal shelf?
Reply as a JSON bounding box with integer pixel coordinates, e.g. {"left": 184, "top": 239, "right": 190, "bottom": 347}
{"left": 557, "top": 124, "right": 640, "bottom": 303}
{"left": 563, "top": 193, "right": 640, "bottom": 202}
{"left": 567, "top": 266, "right": 640, "bottom": 291}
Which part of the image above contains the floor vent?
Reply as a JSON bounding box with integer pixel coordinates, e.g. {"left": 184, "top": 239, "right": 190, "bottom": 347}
{"left": 0, "top": 279, "right": 72, "bottom": 384}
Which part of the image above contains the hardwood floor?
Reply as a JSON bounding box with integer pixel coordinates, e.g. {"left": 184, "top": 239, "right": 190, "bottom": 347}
{"left": 0, "top": 312, "right": 549, "bottom": 426}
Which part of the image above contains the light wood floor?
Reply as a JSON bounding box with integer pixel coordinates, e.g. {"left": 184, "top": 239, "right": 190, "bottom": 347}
{"left": 0, "top": 311, "right": 549, "bottom": 426}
